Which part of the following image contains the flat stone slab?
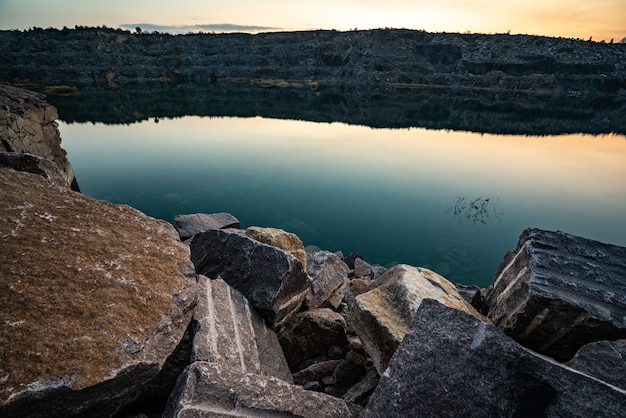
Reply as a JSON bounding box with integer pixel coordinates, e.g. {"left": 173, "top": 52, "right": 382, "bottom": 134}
{"left": 0, "top": 167, "right": 198, "bottom": 417}
{"left": 164, "top": 361, "right": 362, "bottom": 418}
{"left": 363, "top": 299, "right": 626, "bottom": 417}
{"left": 172, "top": 212, "right": 240, "bottom": 241}
{"left": 484, "top": 228, "right": 626, "bottom": 361}
{"left": 191, "top": 275, "right": 292, "bottom": 383}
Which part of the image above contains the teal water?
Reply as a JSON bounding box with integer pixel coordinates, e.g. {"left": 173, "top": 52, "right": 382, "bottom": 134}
{"left": 59, "top": 116, "right": 626, "bottom": 287}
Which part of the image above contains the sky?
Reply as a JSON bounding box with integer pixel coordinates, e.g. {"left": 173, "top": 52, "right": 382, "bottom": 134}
{"left": 0, "top": 0, "right": 624, "bottom": 42}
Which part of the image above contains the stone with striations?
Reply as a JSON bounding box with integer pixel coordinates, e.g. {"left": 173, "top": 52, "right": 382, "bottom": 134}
{"left": 350, "top": 264, "right": 483, "bottom": 374}
{"left": 0, "top": 85, "right": 77, "bottom": 189}
{"left": 163, "top": 361, "right": 362, "bottom": 418}
{"left": 484, "top": 228, "right": 626, "bottom": 361}
{"left": 171, "top": 212, "right": 239, "bottom": 241}
{"left": 0, "top": 167, "right": 198, "bottom": 417}
{"left": 305, "top": 251, "right": 350, "bottom": 310}
{"left": 190, "top": 275, "right": 292, "bottom": 383}
{"left": 565, "top": 339, "right": 626, "bottom": 390}
{"left": 190, "top": 228, "right": 311, "bottom": 329}
{"left": 363, "top": 299, "right": 626, "bottom": 418}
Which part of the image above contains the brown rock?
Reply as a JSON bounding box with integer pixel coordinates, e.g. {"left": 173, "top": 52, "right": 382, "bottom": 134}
{"left": 0, "top": 152, "right": 69, "bottom": 188}
{"left": 0, "top": 167, "right": 197, "bottom": 417}
{"left": 245, "top": 226, "right": 308, "bottom": 268}
{"left": 0, "top": 85, "right": 77, "bottom": 189}
{"left": 350, "top": 264, "right": 483, "bottom": 374}
{"left": 305, "top": 251, "right": 350, "bottom": 310}
{"left": 163, "top": 362, "right": 362, "bottom": 418}
{"left": 190, "top": 275, "right": 292, "bottom": 383}
{"left": 293, "top": 360, "right": 344, "bottom": 386}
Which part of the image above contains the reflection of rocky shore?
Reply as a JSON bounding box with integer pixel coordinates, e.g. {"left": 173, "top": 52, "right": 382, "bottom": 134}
{"left": 1, "top": 26, "right": 625, "bottom": 134}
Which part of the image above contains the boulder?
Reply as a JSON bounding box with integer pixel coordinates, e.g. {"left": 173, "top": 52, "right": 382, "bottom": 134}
{"left": 455, "top": 283, "right": 486, "bottom": 312}
{"left": 332, "top": 351, "right": 368, "bottom": 394}
{"left": 0, "top": 152, "right": 69, "bottom": 188}
{"left": 0, "top": 167, "right": 198, "bottom": 417}
{"left": 278, "top": 308, "right": 349, "bottom": 371}
{"left": 0, "top": 85, "right": 77, "bottom": 189}
{"left": 245, "top": 226, "right": 307, "bottom": 268}
{"left": 350, "top": 264, "right": 482, "bottom": 374}
{"left": 363, "top": 299, "right": 626, "bottom": 417}
{"left": 566, "top": 339, "right": 626, "bottom": 390}
{"left": 171, "top": 212, "right": 239, "bottom": 241}
{"left": 190, "top": 228, "right": 311, "bottom": 328}
{"left": 484, "top": 228, "right": 626, "bottom": 361}
{"left": 163, "top": 362, "right": 362, "bottom": 418}
{"left": 190, "top": 275, "right": 292, "bottom": 383}
{"left": 354, "top": 258, "right": 373, "bottom": 279}
{"left": 293, "top": 360, "right": 344, "bottom": 386}
{"left": 305, "top": 251, "right": 350, "bottom": 310}
{"left": 342, "top": 368, "right": 379, "bottom": 406}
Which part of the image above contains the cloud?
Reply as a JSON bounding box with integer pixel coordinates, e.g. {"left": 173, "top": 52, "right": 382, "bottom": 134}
{"left": 119, "top": 23, "right": 280, "bottom": 34}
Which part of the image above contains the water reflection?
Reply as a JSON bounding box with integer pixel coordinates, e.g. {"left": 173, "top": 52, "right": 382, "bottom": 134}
{"left": 59, "top": 116, "right": 626, "bottom": 287}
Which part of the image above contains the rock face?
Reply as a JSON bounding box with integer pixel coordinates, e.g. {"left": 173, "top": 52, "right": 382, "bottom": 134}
{"left": 0, "top": 152, "right": 69, "bottom": 188}
{"left": 350, "top": 264, "right": 482, "bottom": 374}
{"left": 163, "top": 362, "right": 362, "bottom": 418}
{"left": 0, "top": 85, "right": 77, "bottom": 189}
{"left": 190, "top": 228, "right": 311, "bottom": 328}
{"left": 190, "top": 275, "right": 292, "bottom": 383}
{"left": 305, "top": 251, "right": 350, "bottom": 310}
{"left": 484, "top": 228, "right": 626, "bottom": 361}
{"left": 171, "top": 212, "right": 239, "bottom": 241}
{"left": 0, "top": 166, "right": 198, "bottom": 417}
{"left": 566, "top": 339, "right": 626, "bottom": 390}
{"left": 364, "top": 299, "right": 626, "bottom": 418}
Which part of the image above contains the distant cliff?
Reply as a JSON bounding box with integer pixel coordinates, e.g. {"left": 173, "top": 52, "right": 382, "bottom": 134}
{"left": 1, "top": 27, "right": 625, "bottom": 134}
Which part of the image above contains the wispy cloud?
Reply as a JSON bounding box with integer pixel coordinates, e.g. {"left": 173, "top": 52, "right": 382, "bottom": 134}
{"left": 119, "top": 23, "right": 280, "bottom": 34}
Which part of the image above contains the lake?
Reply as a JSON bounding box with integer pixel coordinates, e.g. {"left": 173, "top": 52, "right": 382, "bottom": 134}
{"left": 59, "top": 116, "right": 626, "bottom": 287}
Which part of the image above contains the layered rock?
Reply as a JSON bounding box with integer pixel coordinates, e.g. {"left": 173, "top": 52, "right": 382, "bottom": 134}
{"left": 163, "top": 362, "right": 362, "bottom": 418}
{"left": 364, "top": 299, "right": 626, "bottom": 417}
{"left": 172, "top": 212, "right": 239, "bottom": 241}
{"left": 484, "top": 228, "right": 626, "bottom": 361}
{"left": 0, "top": 85, "right": 77, "bottom": 189}
{"left": 190, "top": 275, "right": 292, "bottom": 382}
{"left": 190, "top": 228, "right": 311, "bottom": 328}
{"left": 305, "top": 251, "right": 350, "bottom": 310}
{"left": 350, "top": 264, "right": 483, "bottom": 374}
{"left": 0, "top": 166, "right": 198, "bottom": 417}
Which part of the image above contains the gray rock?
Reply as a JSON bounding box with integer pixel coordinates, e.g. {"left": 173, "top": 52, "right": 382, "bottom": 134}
{"left": 342, "top": 368, "right": 379, "bottom": 406}
{"left": 190, "top": 228, "right": 311, "bottom": 329}
{"left": 484, "top": 228, "right": 626, "bottom": 361}
{"left": 305, "top": 251, "right": 350, "bottom": 310}
{"left": 455, "top": 283, "right": 486, "bottom": 312}
{"left": 350, "top": 264, "right": 483, "bottom": 374}
{"left": 278, "top": 308, "right": 349, "bottom": 371}
{"left": 364, "top": 299, "right": 626, "bottom": 418}
{"left": 0, "top": 167, "right": 198, "bottom": 417}
{"left": 293, "top": 360, "right": 344, "bottom": 386}
{"left": 354, "top": 258, "right": 373, "bottom": 278}
{"left": 333, "top": 351, "right": 367, "bottom": 394}
{"left": 0, "top": 85, "right": 77, "bottom": 189}
{"left": 244, "top": 226, "right": 308, "bottom": 269}
{"left": 163, "top": 362, "right": 362, "bottom": 418}
{"left": 0, "top": 152, "right": 69, "bottom": 188}
{"left": 566, "top": 339, "right": 626, "bottom": 390}
{"left": 190, "top": 275, "right": 292, "bottom": 383}
{"left": 171, "top": 212, "right": 239, "bottom": 241}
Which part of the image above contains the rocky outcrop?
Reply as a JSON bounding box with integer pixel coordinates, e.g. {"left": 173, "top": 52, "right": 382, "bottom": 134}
{"left": 566, "top": 339, "right": 626, "bottom": 390}
{"left": 190, "top": 227, "right": 311, "bottom": 328}
{"left": 190, "top": 275, "right": 292, "bottom": 382}
{"left": 364, "top": 299, "right": 626, "bottom": 418}
{"left": 0, "top": 164, "right": 198, "bottom": 417}
{"left": 172, "top": 212, "right": 239, "bottom": 241}
{"left": 0, "top": 152, "right": 69, "bottom": 188}
{"left": 484, "top": 228, "right": 626, "bottom": 361}
{"left": 305, "top": 251, "right": 350, "bottom": 310}
{"left": 163, "top": 361, "right": 362, "bottom": 418}
{"left": 0, "top": 85, "right": 78, "bottom": 189}
{"left": 350, "top": 264, "right": 483, "bottom": 374}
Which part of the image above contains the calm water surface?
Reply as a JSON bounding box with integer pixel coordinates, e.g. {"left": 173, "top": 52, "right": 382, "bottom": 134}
{"left": 59, "top": 116, "right": 626, "bottom": 287}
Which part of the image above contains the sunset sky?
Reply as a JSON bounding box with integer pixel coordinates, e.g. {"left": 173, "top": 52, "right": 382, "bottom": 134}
{"left": 0, "top": 0, "right": 624, "bottom": 41}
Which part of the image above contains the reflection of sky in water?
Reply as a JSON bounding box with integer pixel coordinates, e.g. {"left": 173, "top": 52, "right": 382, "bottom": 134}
{"left": 59, "top": 116, "right": 626, "bottom": 286}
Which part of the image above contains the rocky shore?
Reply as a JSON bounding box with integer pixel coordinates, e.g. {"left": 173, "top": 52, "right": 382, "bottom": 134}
{"left": 1, "top": 27, "right": 625, "bottom": 134}
{"left": 2, "top": 87, "right": 626, "bottom": 416}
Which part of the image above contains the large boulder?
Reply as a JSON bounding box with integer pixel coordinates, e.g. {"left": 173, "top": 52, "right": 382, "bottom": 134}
{"left": 364, "top": 299, "right": 626, "bottom": 417}
{"left": 484, "top": 228, "right": 626, "bottom": 361}
{"left": 190, "top": 228, "right": 311, "bottom": 328}
{"left": 172, "top": 212, "right": 239, "bottom": 241}
{"left": 163, "top": 362, "right": 362, "bottom": 418}
{"left": 565, "top": 339, "right": 626, "bottom": 390}
{"left": 305, "top": 250, "right": 350, "bottom": 310}
{"left": 0, "top": 85, "right": 77, "bottom": 189}
{"left": 0, "top": 166, "right": 198, "bottom": 417}
{"left": 244, "top": 226, "right": 308, "bottom": 268}
{"left": 349, "top": 264, "right": 482, "bottom": 374}
{"left": 190, "top": 275, "right": 292, "bottom": 383}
